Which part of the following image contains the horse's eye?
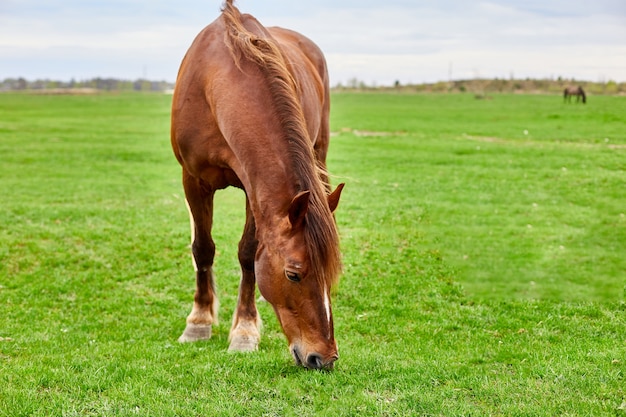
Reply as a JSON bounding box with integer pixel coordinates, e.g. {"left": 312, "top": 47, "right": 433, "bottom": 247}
{"left": 285, "top": 270, "right": 301, "bottom": 282}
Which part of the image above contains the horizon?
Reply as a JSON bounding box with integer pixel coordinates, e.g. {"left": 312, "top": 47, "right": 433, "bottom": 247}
{"left": 2, "top": 75, "right": 624, "bottom": 87}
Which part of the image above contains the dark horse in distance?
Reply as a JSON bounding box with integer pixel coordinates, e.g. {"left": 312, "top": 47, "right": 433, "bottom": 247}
{"left": 170, "top": 0, "right": 344, "bottom": 369}
{"left": 563, "top": 86, "right": 586, "bottom": 104}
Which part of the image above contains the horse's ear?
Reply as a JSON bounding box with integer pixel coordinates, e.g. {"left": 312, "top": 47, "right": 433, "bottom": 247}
{"left": 328, "top": 183, "right": 345, "bottom": 213}
{"left": 289, "top": 190, "right": 310, "bottom": 229}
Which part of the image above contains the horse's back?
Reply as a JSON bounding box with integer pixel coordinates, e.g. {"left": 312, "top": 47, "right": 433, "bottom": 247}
{"left": 268, "top": 27, "right": 328, "bottom": 88}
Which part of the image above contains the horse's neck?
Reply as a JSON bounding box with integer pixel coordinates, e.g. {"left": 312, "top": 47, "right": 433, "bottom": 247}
{"left": 230, "top": 137, "right": 301, "bottom": 231}
{"left": 212, "top": 53, "right": 314, "bottom": 234}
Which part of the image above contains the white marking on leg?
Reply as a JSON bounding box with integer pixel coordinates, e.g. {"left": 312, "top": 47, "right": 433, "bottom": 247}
{"left": 185, "top": 198, "right": 198, "bottom": 272}
{"left": 211, "top": 268, "right": 219, "bottom": 326}
{"left": 186, "top": 272, "right": 219, "bottom": 326}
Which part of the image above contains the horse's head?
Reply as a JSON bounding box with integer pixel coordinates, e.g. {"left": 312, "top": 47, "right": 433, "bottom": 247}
{"left": 255, "top": 184, "right": 344, "bottom": 370}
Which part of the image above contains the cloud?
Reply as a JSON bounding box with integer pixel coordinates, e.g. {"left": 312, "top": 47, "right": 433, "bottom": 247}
{"left": 1, "top": 0, "right": 625, "bottom": 83}
{"left": 255, "top": 1, "right": 626, "bottom": 84}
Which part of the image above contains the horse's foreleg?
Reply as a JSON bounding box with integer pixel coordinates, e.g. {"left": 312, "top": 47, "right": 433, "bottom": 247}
{"left": 178, "top": 172, "right": 219, "bottom": 342}
{"left": 229, "top": 197, "right": 262, "bottom": 351}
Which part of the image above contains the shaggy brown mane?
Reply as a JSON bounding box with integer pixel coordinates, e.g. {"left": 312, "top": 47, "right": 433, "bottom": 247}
{"left": 221, "top": 0, "right": 341, "bottom": 287}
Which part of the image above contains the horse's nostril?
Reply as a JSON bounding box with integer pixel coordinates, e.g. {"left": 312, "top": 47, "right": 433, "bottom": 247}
{"left": 306, "top": 353, "right": 324, "bottom": 369}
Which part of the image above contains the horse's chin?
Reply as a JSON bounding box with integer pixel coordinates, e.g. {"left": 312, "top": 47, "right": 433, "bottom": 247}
{"left": 291, "top": 345, "right": 305, "bottom": 367}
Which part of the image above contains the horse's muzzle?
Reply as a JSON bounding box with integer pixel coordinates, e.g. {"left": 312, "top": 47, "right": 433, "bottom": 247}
{"left": 291, "top": 346, "right": 338, "bottom": 370}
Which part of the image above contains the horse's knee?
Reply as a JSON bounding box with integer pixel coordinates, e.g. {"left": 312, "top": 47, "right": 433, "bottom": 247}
{"left": 238, "top": 247, "right": 255, "bottom": 273}
{"left": 238, "top": 239, "right": 257, "bottom": 272}
{"left": 192, "top": 238, "right": 216, "bottom": 269}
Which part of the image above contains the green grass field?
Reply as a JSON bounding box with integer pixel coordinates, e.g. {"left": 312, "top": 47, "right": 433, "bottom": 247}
{"left": 0, "top": 92, "right": 624, "bottom": 416}
{"left": 330, "top": 93, "right": 626, "bottom": 302}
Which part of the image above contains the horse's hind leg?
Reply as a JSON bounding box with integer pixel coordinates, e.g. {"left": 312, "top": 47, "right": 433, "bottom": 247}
{"left": 229, "top": 197, "right": 262, "bottom": 351}
{"left": 178, "top": 171, "right": 219, "bottom": 342}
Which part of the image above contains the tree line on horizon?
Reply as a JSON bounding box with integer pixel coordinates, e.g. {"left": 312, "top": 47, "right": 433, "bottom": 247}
{"left": 2, "top": 76, "right": 624, "bottom": 95}
{"left": 337, "top": 77, "right": 626, "bottom": 95}
{"left": 0, "top": 77, "right": 175, "bottom": 92}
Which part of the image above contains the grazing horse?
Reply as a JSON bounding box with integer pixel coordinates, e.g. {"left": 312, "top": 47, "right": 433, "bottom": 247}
{"left": 170, "top": 0, "right": 344, "bottom": 370}
{"left": 563, "top": 86, "right": 586, "bottom": 104}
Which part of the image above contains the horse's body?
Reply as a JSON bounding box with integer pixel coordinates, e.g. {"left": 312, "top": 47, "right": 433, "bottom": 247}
{"left": 170, "top": 0, "right": 343, "bottom": 369}
{"left": 564, "top": 86, "right": 586, "bottom": 104}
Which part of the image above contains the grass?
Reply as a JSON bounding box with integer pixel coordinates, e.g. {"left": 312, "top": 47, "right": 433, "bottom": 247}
{"left": 330, "top": 93, "right": 626, "bottom": 301}
{"left": 0, "top": 91, "right": 624, "bottom": 416}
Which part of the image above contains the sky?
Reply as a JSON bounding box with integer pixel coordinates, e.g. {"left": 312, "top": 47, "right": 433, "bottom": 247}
{"left": 1, "top": 0, "right": 625, "bottom": 86}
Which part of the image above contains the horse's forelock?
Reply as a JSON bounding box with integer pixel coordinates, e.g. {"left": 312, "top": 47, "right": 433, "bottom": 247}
{"left": 304, "top": 197, "right": 342, "bottom": 288}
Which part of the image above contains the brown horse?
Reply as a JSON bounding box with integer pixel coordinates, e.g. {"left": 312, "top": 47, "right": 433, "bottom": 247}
{"left": 563, "top": 86, "right": 586, "bottom": 104}
{"left": 170, "top": 0, "right": 344, "bottom": 370}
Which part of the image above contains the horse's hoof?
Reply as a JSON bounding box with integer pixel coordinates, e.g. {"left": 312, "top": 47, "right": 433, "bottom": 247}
{"left": 178, "top": 323, "right": 212, "bottom": 342}
{"left": 228, "top": 335, "right": 259, "bottom": 352}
